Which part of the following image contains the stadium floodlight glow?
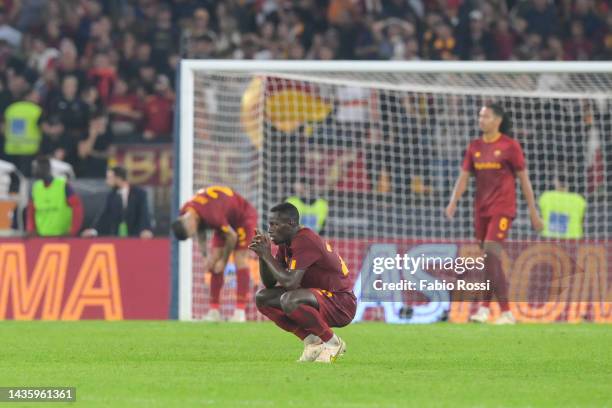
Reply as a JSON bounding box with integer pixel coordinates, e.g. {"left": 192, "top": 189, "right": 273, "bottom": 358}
{"left": 174, "top": 60, "right": 612, "bottom": 321}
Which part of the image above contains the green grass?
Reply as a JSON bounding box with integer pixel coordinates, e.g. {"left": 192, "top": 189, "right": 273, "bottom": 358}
{"left": 1, "top": 322, "right": 611, "bottom": 407}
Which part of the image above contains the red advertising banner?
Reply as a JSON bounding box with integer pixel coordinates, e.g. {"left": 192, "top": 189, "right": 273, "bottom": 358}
{"left": 0, "top": 238, "right": 170, "bottom": 320}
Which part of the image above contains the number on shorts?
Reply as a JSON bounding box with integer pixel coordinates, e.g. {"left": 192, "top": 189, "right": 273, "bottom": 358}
{"left": 237, "top": 227, "right": 246, "bottom": 244}
{"left": 319, "top": 289, "right": 333, "bottom": 298}
{"left": 499, "top": 217, "right": 509, "bottom": 231}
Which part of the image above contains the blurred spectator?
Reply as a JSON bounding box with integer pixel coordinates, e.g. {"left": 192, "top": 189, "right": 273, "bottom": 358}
{"left": 34, "top": 66, "right": 61, "bottom": 111}
{"left": 517, "top": 33, "right": 543, "bottom": 60}
{"left": 0, "top": 159, "right": 22, "bottom": 197}
{"left": 564, "top": 21, "right": 594, "bottom": 60}
{"left": 81, "top": 83, "right": 102, "bottom": 113}
{"left": 353, "top": 14, "right": 379, "bottom": 60}
{"left": 189, "top": 33, "right": 216, "bottom": 59}
{"left": 0, "top": 8, "right": 22, "bottom": 48}
{"left": 572, "top": 0, "right": 604, "bottom": 40}
{"left": 215, "top": 8, "right": 241, "bottom": 58}
{"left": 519, "top": 0, "right": 558, "bottom": 39}
{"left": 77, "top": 109, "right": 113, "bottom": 178}
{"left": 0, "top": 158, "right": 25, "bottom": 232}
{"left": 82, "top": 165, "right": 153, "bottom": 238}
{"left": 6, "top": 67, "right": 34, "bottom": 102}
{"left": 542, "top": 36, "right": 565, "bottom": 60}
{"left": 26, "top": 155, "right": 83, "bottom": 237}
{"left": 142, "top": 74, "right": 174, "bottom": 141}
{"left": 183, "top": 7, "right": 215, "bottom": 55}
{"left": 87, "top": 52, "right": 117, "bottom": 104}
{"left": 50, "top": 157, "right": 76, "bottom": 180}
{"left": 40, "top": 113, "right": 71, "bottom": 162}
{"left": 150, "top": 5, "right": 180, "bottom": 69}
{"left": 108, "top": 77, "right": 144, "bottom": 138}
{"left": 118, "top": 32, "right": 138, "bottom": 82}
{"left": 598, "top": 13, "right": 612, "bottom": 59}
{"left": 374, "top": 18, "right": 417, "bottom": 60}
{"left": 47, "top": 75, "right": 89, "bottom": 164}
{"left": 458, "top": 10, "right": 495, "bottom": 60}
{"left": 491, "top": 19, "right": 515, "bottom": 60}
{"left": 56, "top": 38, "right": 85, "bottom": 85}
{"left": 426, "top": 23, "right": 458, "bottom": 60}
{"left": 50, "top": 75, "right": 89, "bottom": 139}
{"left": 14, "top": 0, "right": 47, "bottom": 32}
{"left": 3, "top": 89, "right": 42, "bottom": 176}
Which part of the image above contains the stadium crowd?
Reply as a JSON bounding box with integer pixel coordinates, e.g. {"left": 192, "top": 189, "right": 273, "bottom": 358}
{"left": 0, "top": 0, "right": 610, "bottom": 175}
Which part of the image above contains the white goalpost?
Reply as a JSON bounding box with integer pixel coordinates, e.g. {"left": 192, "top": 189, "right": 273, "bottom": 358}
{"left": 175, "top": 61, "right": 612, "bottom": 322}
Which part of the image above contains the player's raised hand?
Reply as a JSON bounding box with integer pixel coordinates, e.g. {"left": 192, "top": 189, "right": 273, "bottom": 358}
{"left": 249, "top": 228, "right": 271, "bottom": 257}
{"left": 530, "top": 212, "right": 544, "bottom": 232}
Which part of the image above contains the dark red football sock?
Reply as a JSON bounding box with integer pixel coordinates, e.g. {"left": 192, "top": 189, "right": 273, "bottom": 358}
{"left": 482, "top": 289, "right": 492, "bottom": 308}
{"left": 485, "top": 252, "right": 510, "bottom": 312}
{"left": 257, "top": 305, "right": 308, "bottom": 340}
{"left": 209, "top": 272, "right": 224, "bottom": 309}
{"left": 236, "top": 268, "right": 250, "bottom": 310}
{"left": 288, "top": 305, "right": 333, "bottom": 342}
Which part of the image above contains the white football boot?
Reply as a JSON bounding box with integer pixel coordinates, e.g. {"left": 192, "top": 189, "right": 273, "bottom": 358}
{"left": 315, "top": 336, "right": 346, "bottom": 363}
{"left": 469, "top": 306, "right": 490, "bottom": 323}
{"left": 495, "top": 311, "right": 516, "bottom": 325}
{"left": 202, "top": 308, "right": 222, "bottom": 322}
{"left": 228, "top": 309, "right": 246, "bottom": 323}
{"left": 297, "top": 335, "right": 324, "bottom": 362}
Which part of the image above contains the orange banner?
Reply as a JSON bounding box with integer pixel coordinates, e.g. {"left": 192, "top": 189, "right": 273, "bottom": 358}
{"left": 0, "top": 238, "right": 170, "bottom": 320}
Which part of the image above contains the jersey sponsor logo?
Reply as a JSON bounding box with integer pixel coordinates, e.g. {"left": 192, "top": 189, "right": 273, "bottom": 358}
{"left": 474, "top": 162, "right": 502, "bottom": 170}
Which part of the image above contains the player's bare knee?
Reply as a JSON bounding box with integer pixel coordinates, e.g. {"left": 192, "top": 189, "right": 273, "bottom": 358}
{"left": 279, "top": 291, "right": 299, "bottom": 314}
{"left": 234, "top": 250, "right": 249, "bottom": 268}
{"left": 255, "top": 289, "right": 274, "bottom": 308}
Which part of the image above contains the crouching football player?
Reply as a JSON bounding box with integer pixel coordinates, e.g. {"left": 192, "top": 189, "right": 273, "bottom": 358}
{"left": 249, "top": 203, "right": 356, "bottom": 363}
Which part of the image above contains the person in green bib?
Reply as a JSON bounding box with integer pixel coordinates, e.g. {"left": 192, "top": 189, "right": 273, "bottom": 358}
{"left": 538, "top": 175, "right": 586, "bottom": 239}
{"left": 26, "top": 156, "right": 83, "bottom": 237}
{"left": 285, "top": 181, "right": 329, "bottom": 234}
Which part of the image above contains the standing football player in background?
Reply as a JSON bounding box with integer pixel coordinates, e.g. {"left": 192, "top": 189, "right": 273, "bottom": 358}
{"left": 249, "top": 203, "right": 356, "bottom": 363}
{"left": 172, "top": 185, "right": 257, "bottom": 322}
{"left": 446, "top": 103, "right": 543, "bottom": 324}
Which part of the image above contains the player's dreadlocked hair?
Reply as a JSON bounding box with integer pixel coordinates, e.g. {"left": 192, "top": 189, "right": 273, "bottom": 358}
{"left": 270, "top": 202, "right": 300, "bottom": 225}
{"left": 171, "top": 219, "right": 189, "bottom": 241}
{"left": 485, "top": 102, "right": 512, "bottom": 134}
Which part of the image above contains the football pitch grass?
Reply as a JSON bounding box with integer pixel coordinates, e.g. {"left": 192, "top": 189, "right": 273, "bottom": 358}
{"left": 2, "top": 321, "right": 610, "bottom": 407}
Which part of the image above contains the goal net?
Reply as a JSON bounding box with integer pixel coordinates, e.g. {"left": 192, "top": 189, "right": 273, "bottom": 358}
{"left": 175, "top": 61, "right": 612, "bottom": 322}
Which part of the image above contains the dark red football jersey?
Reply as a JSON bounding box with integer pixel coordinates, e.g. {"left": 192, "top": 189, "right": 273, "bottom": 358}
{"left": 180, "top": 186, "right": 257, "bottom": 233}
{"left": 275, "top": 228, "right": 353, "bottom": 292}
{"left": 462, "top": 134, "right": 526, "bottom": 218}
